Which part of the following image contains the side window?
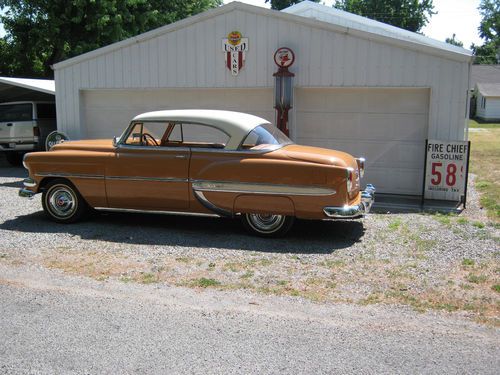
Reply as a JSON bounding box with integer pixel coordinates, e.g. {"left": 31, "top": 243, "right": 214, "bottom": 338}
{"left": 167, "top": 123, "right": 229, "bottom": 148}
{"left": 124, "top": 122, "right": 171, "bottom": 146}
{"left": 125, "top": 123, "right": 143, "bottom": 145}
{"left": 36, "top": 103, "right": 56, "bottom": 119}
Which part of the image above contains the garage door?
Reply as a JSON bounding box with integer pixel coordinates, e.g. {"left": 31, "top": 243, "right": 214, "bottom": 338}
{"left": 294, "top": 88, "right": 429, "bottom": 195}
{"left": 81, "top": 88, "right": 274, "bottom": 139}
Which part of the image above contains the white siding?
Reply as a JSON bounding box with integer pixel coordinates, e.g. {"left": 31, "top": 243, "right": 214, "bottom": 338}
{"left": 54, "top": 7, "right": 470, "bottom": 146}
{"left": 477, "top": 93, "right": 500, "bottom": 120}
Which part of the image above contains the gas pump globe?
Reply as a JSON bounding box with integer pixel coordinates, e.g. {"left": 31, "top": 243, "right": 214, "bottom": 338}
{"left": 273, "top": 47, "right": 295, "bottom": 136}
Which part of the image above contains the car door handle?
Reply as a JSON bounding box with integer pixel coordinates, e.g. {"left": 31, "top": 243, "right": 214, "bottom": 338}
{"left": 174, "top": 154, "right": 187, "bottom": 159}
{"left": 6, "top": 123, "right": 12, "bottom": 127}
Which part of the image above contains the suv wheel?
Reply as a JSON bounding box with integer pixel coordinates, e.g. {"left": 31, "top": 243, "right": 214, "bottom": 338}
{"left": 5, "top": 152, "right": 23, "bottom": 166}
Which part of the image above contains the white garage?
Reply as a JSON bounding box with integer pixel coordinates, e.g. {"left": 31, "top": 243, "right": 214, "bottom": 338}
{"left": 82, "top": 88, "right": 274, "bottom": 138}
{"left": 294, "top": 88, "right": 429, "bottom": 194}
{"left": 53, "top": 1, "right": 472, "bottom": 196}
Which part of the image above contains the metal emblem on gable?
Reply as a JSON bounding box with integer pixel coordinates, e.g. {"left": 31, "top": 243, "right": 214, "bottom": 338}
{"left": 222, "top": 31, "right": 248, "bottom": 76}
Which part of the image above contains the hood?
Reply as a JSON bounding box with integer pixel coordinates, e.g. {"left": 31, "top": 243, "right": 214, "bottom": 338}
{"left": 278, "top": 144, "right": 358, "bottom": 169}
{"left": 51, "top": 139, "right": 115, "bottom": 152}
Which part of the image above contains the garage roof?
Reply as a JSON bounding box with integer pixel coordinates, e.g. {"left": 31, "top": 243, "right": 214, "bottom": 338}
{"left": 476, "top": 83, "right": 500, "bottom": 98}
{"left": 283, "top": 1, "right": 472, "bottom": 58}
{"left": 53, "top": 1, "right": 472, "bottom": 71}
{"left": 0, "top": 76, "right": 55, "bottom": 102}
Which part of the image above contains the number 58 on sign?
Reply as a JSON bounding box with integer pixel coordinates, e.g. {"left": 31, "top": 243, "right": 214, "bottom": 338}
{"left": 423, "top": 139, "right": 470, "bottom": 202}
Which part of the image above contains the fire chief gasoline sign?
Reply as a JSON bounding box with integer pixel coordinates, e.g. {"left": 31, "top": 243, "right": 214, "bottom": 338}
{"left": 424, "top": 139, "right": 470, "bottom": 201}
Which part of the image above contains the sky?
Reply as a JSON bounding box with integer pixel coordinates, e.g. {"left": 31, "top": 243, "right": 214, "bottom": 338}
{"left": 223, "top": 0, "right": 483, "bottom": 49}
{"left": 0, "top": 0, "right": 483, "bottom": 49}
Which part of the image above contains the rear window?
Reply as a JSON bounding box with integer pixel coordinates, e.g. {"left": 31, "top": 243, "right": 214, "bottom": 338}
{"left": 36, "top": 103, "right": 56, "bottom": 119}
{"left": 0, "top": 103, "right": 33, "bottom": 122}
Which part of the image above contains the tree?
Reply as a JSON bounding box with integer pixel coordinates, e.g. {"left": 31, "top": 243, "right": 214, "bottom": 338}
{"left": 445, "top": 34, "right": 463, "bottom": 47}
{"left": 471, "top": 0, "right": 499, "bottom": 64}
{"left": 265, "top": 0, "right": 319, "bottom": 11}
{"left": 334, "top": 0, "right": 435, "bottom": 32}
{"left": 0, "top": 0, "right": 222, "bottom": 78}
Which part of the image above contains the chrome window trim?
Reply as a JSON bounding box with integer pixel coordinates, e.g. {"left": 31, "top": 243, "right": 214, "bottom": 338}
{"left": 119, "top": 120, "right": 231, "bottom": 149}
{"left": 191, "top": 180, "right": 336, "bottom": 196}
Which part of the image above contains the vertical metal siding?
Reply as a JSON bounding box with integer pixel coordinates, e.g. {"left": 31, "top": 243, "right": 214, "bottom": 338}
{"left": 55, "top": 8, "right": 469, "bottom": 142}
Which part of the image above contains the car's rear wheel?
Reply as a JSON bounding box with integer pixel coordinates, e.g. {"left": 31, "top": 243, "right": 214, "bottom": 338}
{"left": 42, "top": 179, "right": 88, "bottom": 223}
{"left": 241, "top": 213, "right": 294, "bottom": 238}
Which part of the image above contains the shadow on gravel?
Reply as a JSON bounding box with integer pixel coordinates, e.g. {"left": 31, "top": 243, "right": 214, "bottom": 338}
{"left": 0, "top": 210, "right": 365, "bottom": 254}
{"left": 0, "top": 180, "right": 23, "bottom": 188}
{"left": 0, "top": 166, "right": 26, "bottom": 179}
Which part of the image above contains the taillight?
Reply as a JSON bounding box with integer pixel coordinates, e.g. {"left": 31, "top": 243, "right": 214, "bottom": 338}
{"left": 33, "top": 126, "right": 40, "bottom": 137}
{"left": 356, "top": 157, "right": 365, "bottom": 178}
{"left": 346, "top": 167, "right": 355, "bottom": 192}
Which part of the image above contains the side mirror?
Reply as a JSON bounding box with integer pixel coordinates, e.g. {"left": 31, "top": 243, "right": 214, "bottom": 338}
{"left": 112, "top": 136, "right": 120, "bottom": 147}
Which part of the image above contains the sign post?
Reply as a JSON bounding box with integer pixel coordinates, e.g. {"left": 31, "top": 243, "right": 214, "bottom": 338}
{"left": 423, "top": 139, "right": 471, "bottom": 206}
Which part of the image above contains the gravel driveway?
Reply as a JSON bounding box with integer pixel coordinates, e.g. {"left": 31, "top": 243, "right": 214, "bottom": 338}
{"left": 0, "top": 154, "right": 499, "bottom": 373}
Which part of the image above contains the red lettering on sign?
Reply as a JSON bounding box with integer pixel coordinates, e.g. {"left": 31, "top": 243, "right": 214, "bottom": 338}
{"left": 431, "top": 162, "right": 442, "bottom": 185}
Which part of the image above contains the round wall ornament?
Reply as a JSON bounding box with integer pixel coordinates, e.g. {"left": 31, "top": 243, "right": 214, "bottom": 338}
{"left": 274, "top": 47, "right": 295, "bottom": 68}
{"left": 45, "top": 131, "right": 69, "bottom": 151}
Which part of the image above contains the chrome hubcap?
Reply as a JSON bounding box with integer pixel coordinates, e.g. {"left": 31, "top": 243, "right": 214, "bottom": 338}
{"left": 247, "top": 214, "right": 285, "bottom": 233}
{"left": 48, "top": 186, "right": 76, "bottom": 218}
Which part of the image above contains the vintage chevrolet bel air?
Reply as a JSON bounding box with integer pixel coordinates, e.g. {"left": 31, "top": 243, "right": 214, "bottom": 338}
{"left": 19, "top": 110, "right": 375, "bottom": 237}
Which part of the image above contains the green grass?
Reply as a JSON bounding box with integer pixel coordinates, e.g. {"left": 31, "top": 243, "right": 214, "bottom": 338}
{"left": 492, "top": 284, "right": 500, "bottom": 293}
{"left": 388, "top": 218, "right": 403, "bottom": 230}
{"left": 191, "top": 277, "right": 221, "bottom": 288}
{"left": 462, "top": 258, "right": 475, "bottom": 267}
{"left": 140, "top": 272, "right": 158, "bottom": 284}
{"left": 469, "top": 119, "right": 500, "bottom": 128}
{"left": 467, "top": 274, "right": 488, "bottom": 284}
{"left": 468, "top": 125, "right": 500, "bottom": 221}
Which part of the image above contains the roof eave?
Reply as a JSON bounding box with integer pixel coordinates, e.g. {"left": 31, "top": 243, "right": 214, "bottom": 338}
{"left": 0, "top": 77, "right": 55, "bottom": 95}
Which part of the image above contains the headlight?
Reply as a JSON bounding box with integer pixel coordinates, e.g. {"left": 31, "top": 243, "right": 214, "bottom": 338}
{"left": 22, "top": 153, "right": 29, "bottom": 170}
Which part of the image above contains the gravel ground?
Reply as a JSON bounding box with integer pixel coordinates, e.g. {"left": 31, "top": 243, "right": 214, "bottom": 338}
{"left": 0, "top": 154, "right": 499, "bottom": 325}
{"left": 1, "top": 264, "right": 499, "bottom": 374}
{"left": 0, "top": 153, "right": 499, "bottom": 373}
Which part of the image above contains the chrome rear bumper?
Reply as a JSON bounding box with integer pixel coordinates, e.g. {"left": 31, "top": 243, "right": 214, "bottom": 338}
{"left": 323, "top": 184, "right": 375, "bottom": 219}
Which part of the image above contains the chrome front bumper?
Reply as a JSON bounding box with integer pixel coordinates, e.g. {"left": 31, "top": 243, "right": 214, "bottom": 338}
{"left": 18, "top": 178, "right": 37, "bottom": 198}
{"left": 19, "top": 188, "right": 35, "bottom": 198}
{"left": 323, "top": 184, "right": 376, "bottom": 219}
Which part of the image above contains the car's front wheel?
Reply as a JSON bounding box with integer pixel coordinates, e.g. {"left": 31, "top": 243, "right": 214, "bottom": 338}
{"left": 241, "top": 213, "right": 294, "bottom": 238}
{"left": 42, "top": 179, "right": 88, "bottom": 223}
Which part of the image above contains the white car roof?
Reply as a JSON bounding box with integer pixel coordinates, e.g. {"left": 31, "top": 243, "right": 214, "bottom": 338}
{"left": 132, "top": 109, "right": 271, "bottom": 150}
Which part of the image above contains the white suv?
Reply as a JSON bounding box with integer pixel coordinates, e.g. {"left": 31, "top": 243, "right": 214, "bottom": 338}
{"left": 0, "top": 101, "right": 56, "bottom": 165}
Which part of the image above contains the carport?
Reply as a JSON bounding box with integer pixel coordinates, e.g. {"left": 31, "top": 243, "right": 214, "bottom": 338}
{"left": 0, "top": 76, "right": 55, "bottom": 102}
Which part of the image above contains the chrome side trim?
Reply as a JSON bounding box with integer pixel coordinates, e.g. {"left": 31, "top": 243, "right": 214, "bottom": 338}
{"left": 193, "top": 190, "right": 233, "bottom": 217}
{"left": 106, "top": 176, "right": 188, "bottom": 183}
{"left": 23, "top": 178, "right": 37, "bottom": 188}
{"left": 191, "top": 180, "right": 336, "bottom": 196}
{"left": 94, "top": 207, "right": 220, "bottom": 218}
{"left": 35, "top": 172, "right": 104, "bottom": 180}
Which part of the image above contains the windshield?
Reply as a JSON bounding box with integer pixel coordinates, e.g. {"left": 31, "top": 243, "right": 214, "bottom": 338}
{"left": 239, "top": 123, "right": 293, "bottom": 151}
